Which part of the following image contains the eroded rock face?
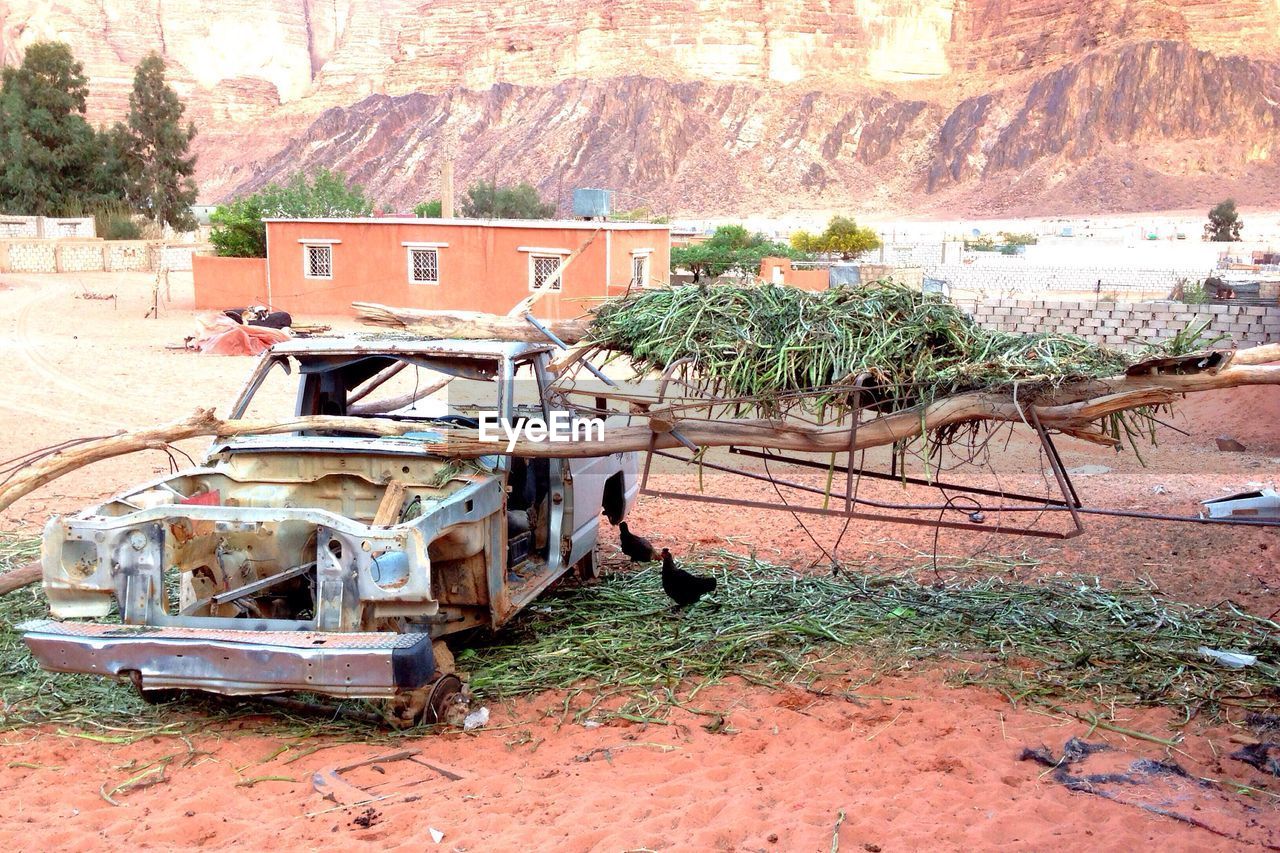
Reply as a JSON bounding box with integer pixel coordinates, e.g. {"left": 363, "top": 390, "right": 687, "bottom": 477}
{"left": 927, "top": 41, "right": 1280, "bottom": 190}
{"left": 3, "top": 0, "right": 1279, "bottom": 214}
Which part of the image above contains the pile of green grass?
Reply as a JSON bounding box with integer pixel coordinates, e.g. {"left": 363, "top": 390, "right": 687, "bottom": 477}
{"left": 589, "top": 283, "right": 1138, "bottom": 415}
{"left": 461, "top": 552, "right": 1279, "bottom": 724}
{"left": 6, "top": 533, "right": 1275, "bottom": 731}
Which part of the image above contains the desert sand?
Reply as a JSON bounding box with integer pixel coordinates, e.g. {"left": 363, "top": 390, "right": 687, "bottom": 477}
{"left": 0, "top": 271, "right": 1277, "bottom": 851}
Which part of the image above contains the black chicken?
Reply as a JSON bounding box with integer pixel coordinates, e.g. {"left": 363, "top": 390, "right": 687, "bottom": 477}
{"left": 618, "top": 521, "right": 656, "bottom": 563}
{"left": 661, "top": 548, "right": 716, "bottom": 607}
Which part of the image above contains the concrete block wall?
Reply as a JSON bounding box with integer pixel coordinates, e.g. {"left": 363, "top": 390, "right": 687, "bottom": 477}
{"left": 151, "top": 244, "right": 199, "bottom": 271}
{"left": 106, "top": 241, "right": 150, "bottom": 271}
{"left": 40, "top": 217, "right": 95, "bottom": 238}
{"left": 56, "top": 242, "right": 106, "bottom": 272}
{"left": 0, "top": 239, "right": 209, "bottom": 273}
{"left": 5, "top": 241, "right": 57, "bottom": 272}
{"left": 956, "top": 298, "right": 1280, "bottom": 349}
{"left": 0, "top": 216, "right": 39, "bottom": 238}
{"left": 931, "top": 264, "right": 1205, "bottom": 297}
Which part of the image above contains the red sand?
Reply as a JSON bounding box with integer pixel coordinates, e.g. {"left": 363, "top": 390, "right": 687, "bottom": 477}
{"left": 1, "top": 272, "right": 1277, "bottom": 850}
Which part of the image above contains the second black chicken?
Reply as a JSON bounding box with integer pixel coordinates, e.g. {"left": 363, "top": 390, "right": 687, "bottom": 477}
{"left": 661, "top": 548, "right": 716, "bottom": 607}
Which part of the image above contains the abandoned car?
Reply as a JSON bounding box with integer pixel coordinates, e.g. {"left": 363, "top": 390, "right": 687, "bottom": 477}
{"left": 20, "top": 336, "right": 638, "bottom": 723}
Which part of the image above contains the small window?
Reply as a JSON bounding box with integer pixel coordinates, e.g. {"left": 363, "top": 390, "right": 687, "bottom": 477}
{"left": 304, "top": 244, "right": 332, "bottom": 279}
{"left": 530, "top": 254, "right": 563, "bottom": 292}
{"left": 631, "top": 254, "right": 649, "bottom": 288}
{"left": 408, "top": 247, "right": 439, "bottom": 284}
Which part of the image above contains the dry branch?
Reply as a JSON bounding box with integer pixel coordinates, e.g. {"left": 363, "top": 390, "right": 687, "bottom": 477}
{"left": 2, "top": 356, "right": 1277, "bottom": 516}
{"left": 0, "top": 560, "right": 41, "bottom": 596}
{"left": 353, "top": 302, "right": 593, "bottom": 343}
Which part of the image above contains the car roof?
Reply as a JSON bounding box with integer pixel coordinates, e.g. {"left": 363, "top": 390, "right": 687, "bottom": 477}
{"left": 267, "top": 335, "right": 557, "bottom": 360}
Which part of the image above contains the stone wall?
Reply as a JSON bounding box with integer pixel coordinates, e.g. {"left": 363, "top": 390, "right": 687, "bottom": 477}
{"left": 956, "top": 298, "right": 1280, "bottom": 349}
{"left": 931, "top": 263, "right": 1205, "bottom": 297}
{"left": 0, "top": 239, "right": 209, "bottom": 274}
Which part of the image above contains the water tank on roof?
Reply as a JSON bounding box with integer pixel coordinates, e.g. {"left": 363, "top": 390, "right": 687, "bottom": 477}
{"left": 573, "top": 188, "right": 612, "bottom": 219}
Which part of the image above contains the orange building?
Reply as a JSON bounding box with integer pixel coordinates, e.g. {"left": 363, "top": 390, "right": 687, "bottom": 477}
{"left": 758, "top": 256, "right": 829, "bottom": 291}
{"left": 193, "top": 218, "right": 671, "bottom": 320}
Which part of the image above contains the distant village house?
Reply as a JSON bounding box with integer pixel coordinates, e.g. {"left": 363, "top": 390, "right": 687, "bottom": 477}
{"left": 194, "top": 218, "right": 672, "bottom": 319}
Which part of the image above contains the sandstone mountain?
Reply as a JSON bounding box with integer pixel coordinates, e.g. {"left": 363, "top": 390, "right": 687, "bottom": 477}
{"left": 3, "top": 0, "right": 1278, "bottom": 216}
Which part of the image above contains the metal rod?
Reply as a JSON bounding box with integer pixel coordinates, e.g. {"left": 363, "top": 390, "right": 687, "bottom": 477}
{"left": 655, "top": 449, "right": 1058, "bottom": 514}
{"left": 638, "top": 487, "right": 1075, "bottom": 539}
{"left": 845, "top": 374, "right": 871, "bottom": 515}
{"left": 181, "top": 561, "right": 317, "bottom": 615}
{"left": 525, "top": 315, "right": 617, "bottom": 388}
{"left": 1030, "top": 407, "right": 1084, "bottom": 534}
{"left": 727, "top": 447, "right": 1072, "bottom": 508}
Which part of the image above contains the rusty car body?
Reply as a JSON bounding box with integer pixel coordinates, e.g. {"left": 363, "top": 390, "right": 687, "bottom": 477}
{"left": 20, "top": 336, "right": 638, "bottom": 721}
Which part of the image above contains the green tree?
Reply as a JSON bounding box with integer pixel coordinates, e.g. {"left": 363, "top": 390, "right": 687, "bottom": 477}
{"left": 209, "top": 168, "right": 373, "bottom": 257}
{"left": 118, "top": 53, "right": 198, "bottom": 230}
{"left": 789, "top": 230, "right": 820, "bottom": 254}
{"left": 671, "top": 224, "right": 805, "bottom": 282}
{"left": 997, "top": 231, "right": 1037, "bottom": 247}
{"left": 414, "top": 199, "right": 442, "bottom": 217}
{"left": 0, "top": 41, "right": 117, "bottom": 215}
{"left": 460, "top": 181, "right": 555, "bottom": 219}
{"left": 788, "top": 216, "right": 881, "bottom": 260}
{"left": 819, "top": 216, "right": 881, "bottom": 259}
{"left": 1204, "top": 199, "right": 1243, "bottom": 242}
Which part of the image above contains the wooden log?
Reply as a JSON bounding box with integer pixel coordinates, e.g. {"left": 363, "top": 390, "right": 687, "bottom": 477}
{"left": 0, "top": 560, "right": 42, "bottom": 596}
{"left": 353, "top": 302, "right": 593, "bottom": 343}
{"left": 3, "top": 356, "right": 1277, "bottom": 515}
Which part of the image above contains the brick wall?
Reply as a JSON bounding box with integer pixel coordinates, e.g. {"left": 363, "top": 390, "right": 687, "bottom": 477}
{"left": 40, "top": 217, "right": 94, "bottom": 238}
{"left": 56, "top": 242, "right": 105, "bottom": 272}
{"left": 152, "top": 244, "right": 200, "bottom": 271}
{"left": 0, "top": 216, "right": 38, "bottom": 238}
{"left": 106, "top": 241, "right": 150, "bottom": 271}
{"left": 932, "top": 263, "right": 1203, "bottom": 297}
{"left": 955, "top": 298, "right": 1280, "bottom": 349}
{"left": 0, "top": 239, "right": 210, "bottom": 273}
{"left": 4, "top": 241, "right": 57, "bottom": 272}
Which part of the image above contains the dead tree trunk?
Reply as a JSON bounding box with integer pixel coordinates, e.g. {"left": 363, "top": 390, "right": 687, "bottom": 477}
{"left": 2, "top": 353, "right": 1278, "bottom": 516}
{"left": 353, "top": 302, "right": 593, "bottom": 342}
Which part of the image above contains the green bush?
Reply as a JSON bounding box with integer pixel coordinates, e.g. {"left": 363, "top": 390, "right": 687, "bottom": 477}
{"left": 1175, "top": 278, "right": 1210, "bottom": 304}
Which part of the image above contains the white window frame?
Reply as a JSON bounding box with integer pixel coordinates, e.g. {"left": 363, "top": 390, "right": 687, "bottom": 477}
{"left": 302, "top": 243, "right": 333, "bottom": 280}
{"left": 528, "top": 253, "right": 565, "bottom": 293}
{"left": 406, "top": 246, "right": 441, "bottom": 285}
{"left": 630, "top": 252, "right": 650, "bottom": 288}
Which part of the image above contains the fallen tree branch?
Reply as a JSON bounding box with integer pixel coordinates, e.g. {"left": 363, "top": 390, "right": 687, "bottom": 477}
{"left": 0, "top": 560, "right": 41, "bottom": 596}
{"left": 3, "top": 355, "right": 1277, "bottom": 515}
{"left": 353, "top": 303, "right": 593, "bottom": 342}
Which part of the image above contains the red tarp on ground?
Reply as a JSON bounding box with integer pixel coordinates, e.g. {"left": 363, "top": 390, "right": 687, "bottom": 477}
{"left": 191, "top": 314, "right": 290, "bottom": 356}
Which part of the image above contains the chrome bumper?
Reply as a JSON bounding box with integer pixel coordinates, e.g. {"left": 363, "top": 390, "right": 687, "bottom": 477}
{"left": 18, "top": 619, "right": 436, "bottom": 699}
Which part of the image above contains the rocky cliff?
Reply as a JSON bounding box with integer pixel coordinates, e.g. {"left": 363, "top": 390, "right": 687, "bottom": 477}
{"left": 3, "top": 0, "right": 1279, "bottom": 215}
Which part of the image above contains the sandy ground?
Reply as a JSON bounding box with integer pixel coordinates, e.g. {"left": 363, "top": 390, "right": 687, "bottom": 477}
{"left": 0, "top": 271, "right": 1278, "bottom": 851}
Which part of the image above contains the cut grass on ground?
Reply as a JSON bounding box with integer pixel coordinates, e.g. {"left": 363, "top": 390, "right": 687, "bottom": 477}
{"left": 3, "top": 534, "right": 1276, "bottom": 731}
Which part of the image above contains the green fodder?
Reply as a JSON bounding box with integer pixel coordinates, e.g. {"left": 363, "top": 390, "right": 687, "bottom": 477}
{"left": 461, "top": 552, "right": 1279, "bottom": 723}
{"left": 590, "top": 283, "right": 1137, "bottom": 415}
{"left": 7, "top": 534, "right": 1276, "bottom": 730}
{"left": 0, "top": 533, "right": 159, "bottom": 729}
